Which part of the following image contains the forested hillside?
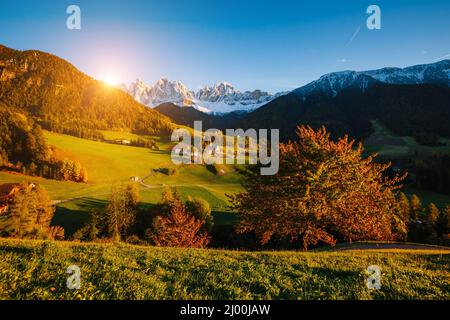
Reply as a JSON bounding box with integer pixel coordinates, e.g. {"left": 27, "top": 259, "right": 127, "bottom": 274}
{"left": 239, "top": 82, "right": 450, "bottom": 141}
{"left": 0, "top": 107, "right": 88, "bottom": 182}
{"left": 154, "top": 102, "right": 246, "bottom": 130}
{"left": 0, "top": 105, "right": 48, "bottom": 167}
{"left": 0, "top": 45, "right": 174, "bottom": 137}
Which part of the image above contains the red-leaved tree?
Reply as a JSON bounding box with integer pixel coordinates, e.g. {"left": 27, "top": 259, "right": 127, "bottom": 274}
{"left": 228, "top": 126, "right": 407, "bottom": 250}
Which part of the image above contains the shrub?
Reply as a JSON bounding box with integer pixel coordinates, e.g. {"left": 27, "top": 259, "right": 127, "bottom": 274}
{"left": 186, "top": 197, "right": 213, "bottom": 232}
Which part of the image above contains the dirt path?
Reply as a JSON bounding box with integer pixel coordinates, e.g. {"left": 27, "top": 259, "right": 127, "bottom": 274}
{"left": 139, "top": 172, "right": 156, "bottom": 188}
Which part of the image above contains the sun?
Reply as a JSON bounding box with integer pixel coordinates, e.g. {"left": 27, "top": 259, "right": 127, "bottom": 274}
{"left": 102, "top": 75, "right": 119, "bottom": 87}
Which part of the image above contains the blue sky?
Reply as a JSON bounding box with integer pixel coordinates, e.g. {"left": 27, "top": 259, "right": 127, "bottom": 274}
{"left": 1, "top": 0, "right": 449, "bottom": 92}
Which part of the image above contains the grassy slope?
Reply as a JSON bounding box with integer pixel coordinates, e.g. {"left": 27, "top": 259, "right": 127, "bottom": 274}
{"left": 364, "top": 120, "right": 450, "bottom": 207}
{"left": 0, "top": 131, "right": 242, "bottom": 235}
{"left": 364, "top": 120, "right": 450, "bottom": 159}
{"left": 0, "top": 239, "right": 448, "bottom": 300}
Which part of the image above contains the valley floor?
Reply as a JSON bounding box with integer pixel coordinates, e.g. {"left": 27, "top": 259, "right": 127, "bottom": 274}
{"left": 0, "top": 130, "right": 243, "bottom": 235}
{"left": 2, "top": 126, "right": 450, "bottom": 236}
{"left": 0, "top": 239, "right": 448, "bottom": 300}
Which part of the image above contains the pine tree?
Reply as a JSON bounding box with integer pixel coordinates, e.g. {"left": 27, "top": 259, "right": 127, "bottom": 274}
{"left": 106, "top": 183, "right": 139, "bottom": 241}
{"left": 394, "top": 192, "right": 411, "bottom": 240}
{"left": 436, "top": 205, "right": 450, "bottom": 245}
{"left": 73, "top": 210, "right": 103, "bottom": 241}
{"left": 410, "top": 194, "right": 423, "bottom": 221}
{"left": 125, "top": 184, "right": 140, "bottom": 211}
{"left": 426, "top": 203, "right": 439, "bottom": 224}
{"left": 73, "top": 161, "right": 82, "bottom": 182}
{"left": 424, "top": 203, "right": 440, "bottom": 244}
{"left": 397, "top": 192, "right": 411, "bottom": 221}
{"left": 80, "top": 167, "right": 89, "bottom": 183}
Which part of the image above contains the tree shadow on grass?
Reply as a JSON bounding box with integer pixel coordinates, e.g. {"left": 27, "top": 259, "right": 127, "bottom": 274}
{"left": 52, "top": 198, "right": 108, "bottom": 238}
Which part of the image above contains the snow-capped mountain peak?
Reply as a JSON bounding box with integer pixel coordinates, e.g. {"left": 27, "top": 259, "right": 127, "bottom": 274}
{"left": 364, "top": 60, "right": 450, "bottom": 85}
{"left": 293, "top": 60, "right": 450, "bottom": 98}
{"left": 295, "top": 71, "right": 377, "bottom": 97}
{"left": 121, "top": 78, "right": 195, "bottom": 107}
{"left": 122, "top": 79, "right": 285, "bottom": 114}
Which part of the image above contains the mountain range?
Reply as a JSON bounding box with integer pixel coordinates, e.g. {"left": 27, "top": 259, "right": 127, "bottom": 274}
{"left": 123, "top": 60, "right": 450, "bottom": 125}
{"left": 240, "top": 60, "right": 450, "bottom": 141}
{"left": 121, "top": 78, "right": 286, "bottom": 114}
{"left": 1, "top": 43, "right": 449, "bottom": 144}
{"left": 293, "top": 60, "right": 450, "bottom": 98}
{"left": 147, "top": 60, "right": 450, "bottom": 142}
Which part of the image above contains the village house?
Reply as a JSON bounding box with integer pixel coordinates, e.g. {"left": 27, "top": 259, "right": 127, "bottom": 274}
{"left": 115, "top": 139, "right": 131, "bottom": 145}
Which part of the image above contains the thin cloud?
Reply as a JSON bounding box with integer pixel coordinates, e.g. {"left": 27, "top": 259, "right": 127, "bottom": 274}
{"left": 336, "top": 58, "right": 349, "bottom": 63}
{"left": 346, "top": 25, "right": 362, "bottom": 47}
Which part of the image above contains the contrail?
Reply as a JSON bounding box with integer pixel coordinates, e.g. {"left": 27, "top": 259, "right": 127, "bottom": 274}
{"left": 346, "top": 25, "right": 362, "bottom": 47}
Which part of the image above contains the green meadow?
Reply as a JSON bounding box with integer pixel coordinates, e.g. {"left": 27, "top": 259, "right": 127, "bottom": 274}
{"left": 364, "top": 120, "right": 450, "bottom": 159}
{"left": 364, "top": 120, "right": 450, "bottom": 207}
{"left": 0, "top": 239, "right": 448, "bottom": 300}
{"left": 0, "top": 130, "right": 243, "bottom": 235}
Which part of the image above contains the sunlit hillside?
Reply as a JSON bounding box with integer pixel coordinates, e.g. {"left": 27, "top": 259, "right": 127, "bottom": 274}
{"left": 0, "top": 130, "right": 242, "bottom": 235}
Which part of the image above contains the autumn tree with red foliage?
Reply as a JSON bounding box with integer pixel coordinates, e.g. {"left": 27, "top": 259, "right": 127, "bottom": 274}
{"left": 150, "top": 190, "right": 210, "bottom": 248}
{"left": 228, "top": 126, "right": 407, "bottom": 250}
